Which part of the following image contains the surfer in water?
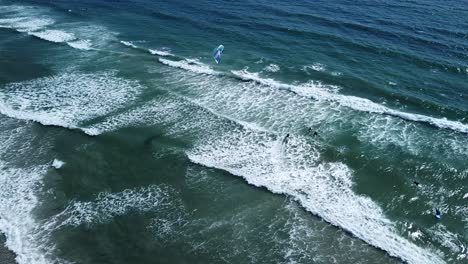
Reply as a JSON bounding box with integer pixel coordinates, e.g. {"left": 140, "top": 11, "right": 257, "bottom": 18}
{"left": 413, "top": 180, "right": 420, "bottom": 186}
{"left": 435, "top": 208, "right": 442, "bottom": 219}
{"left": 308, "top": 128, "right": 318, "bottom": 137}
{"left": 283, "top": 133, "right": 290, "bottom": 143}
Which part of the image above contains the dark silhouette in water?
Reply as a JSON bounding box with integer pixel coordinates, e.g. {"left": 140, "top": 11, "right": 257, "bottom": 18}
{"left": 413, "top": 181, "right": 420, "bottom": 186}
{"left": 308, "top": 128, "right": 318, "bottom": 137}
{"left": 435, "top": 208, "right": 442, "bottom": 219}
{"left": 283, "top": 134, "right": 290, "bottom": 143}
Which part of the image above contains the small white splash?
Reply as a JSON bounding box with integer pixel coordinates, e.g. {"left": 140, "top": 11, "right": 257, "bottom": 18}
{"left": 120, "top": 40, "right": 138, "bottom": 48}
{"left": 302, "top": 63, "right": 326, "bottom": 72}
{"left": 388, "top": 81, "right": 397, "bottom": 86}
{"left": 29, "top": 30, "right": 76, "bottom": 43}
{"left": 264, "top": 64, "right": 280, "bottom": 72}
{"left": 52, "top": 159, "right": 64, "bottom": 169}
{"left": 409, "top": 197, "right": 419, "bottom": 202}
{"left": 149, "top": 48, "right": 173, "bottom": 57}
{"left": 410, "top": 230, "right": 423, "bottom": 240}
{"left": 463, "top": 193, "right": 468, "bottom": 199}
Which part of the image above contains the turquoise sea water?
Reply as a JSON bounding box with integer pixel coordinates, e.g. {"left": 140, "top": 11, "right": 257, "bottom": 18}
{"left": 0, "top": 0, "right": 467, "bottom": 263}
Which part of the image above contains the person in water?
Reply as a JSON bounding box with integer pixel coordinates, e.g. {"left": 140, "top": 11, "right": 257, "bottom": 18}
{"left": 283, "top": 133, "right": 290, "bottom": 143}
{"left": 435, "top": 208, "right": 442, "bottom": 218}
{"left": 307, "top": 128, "right": 318, "bottom": 137}
{"left": 413, "top": 180, "right": 420, "bottom": 186}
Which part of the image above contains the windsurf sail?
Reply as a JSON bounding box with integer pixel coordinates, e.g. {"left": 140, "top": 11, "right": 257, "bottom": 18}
{"left": 212, "top": 45, "right": 224, "bottom": 64}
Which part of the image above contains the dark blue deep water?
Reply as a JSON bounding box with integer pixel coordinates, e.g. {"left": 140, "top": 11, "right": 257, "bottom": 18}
{"left": 0, "top": 0, "right": 467, "bottom": 263}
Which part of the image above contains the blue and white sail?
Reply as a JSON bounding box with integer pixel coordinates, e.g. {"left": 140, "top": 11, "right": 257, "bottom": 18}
{"left": 212, "top": 44, "right": 224, "bottom": 64}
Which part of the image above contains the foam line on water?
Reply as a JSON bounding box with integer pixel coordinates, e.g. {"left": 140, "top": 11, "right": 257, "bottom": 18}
{"left": 67, "top": 39, "right": 92, "bottom": 50}
{"left": 48, "top": 185, "right": 177, "bottom": 228}
{"left": 160, "top": 65, "right": 468, "bottom": 163}
{"left": 28, "top": 30, "right": 76, "bottom": 43}
{"left": 120, "top": 40, "right": 138, "bottom": 49}
{"left": 120, "top": 40, "right": 174, "bottom": 56}
{"left": 0, "top": 4, "right": 54, "bottom": 33}
{"left": 302, "top": 63, "right": 326, "bottom": 73}
{"left": 159, "top": 58, "right": 218, "bottom": 75}
{"left": 0, "top": 72, "right": 142, "bottom": 136}
{"left": 179, "top": 95, "right": 272, "bottom": 133}
{"left": 0, "top": 4, "right": 99, "bottom": 51}
{"left": 187, "top": 129, "right": 444, "bottom": 264}
{"left": 82, "top": 96, "right": 189, "bottom": 135}
{"left": 160, "top": 68, "right": 340, "bottom": 134}
{"left": 0, "top": 17, "right": 54, "bottom": 32}
{"left": 149, "top": 49, "right": 174, "bottom": 57}
{"left": 29, "top": 28, "right": 95, "bottom": 51}
{"left": 231, "top": 69, "right": 468, "bottom": 134}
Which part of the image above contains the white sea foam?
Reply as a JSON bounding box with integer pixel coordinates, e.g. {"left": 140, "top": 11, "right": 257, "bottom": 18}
{"left": 149, "top": 49, "right": 173, "bottom": 57}
{"left": 67, "top": 39, "right": 92, "bottom": 50}
{"left": 0, "top": 162, "right": 52, "bottom": 264}
{"left": 0, "top": 72, "right": 142, "bottom": 135}
{"left": 64, "top": 24, "right": 114, "bottom": 50}
{"left": 264, "top": 64, "right": 280, "bottom": 72}
{"left": 160, "top": 68, "right": 334, "bottom": 136}
{"left": 463, "top": 193, "right": 468, "bottom": 199}
{"left": 0, "top": 5, "right": 107, "bottom": 51}
{"left": 28, "top": 29, "right": 92, "bottom": 50}
{"left": 49, "top": 185, "right": 175, "bottom": 227}
{"left": 187, "top": 128, "right": 444, "bottom": 264}
{"left": 410, "top": 230, "right": 424, "bottom": 240}
{"left": 120, "top": 40, "right": 173, "bottom": 56}
{"left": 83, "top": 96, "right": 190, "bottom": 135}
{"left": 231, "top": 69, "right": 468, "bottom": 134}
{"left": 120, "top": 40, "right": 138, "bottom": 48}
{"left": 51, "top": 159, "right": 64, "bottom": 169}
{"left": 28, "top": 30, "right": 76, "bottom": 43}
{"left": 161, "top": 63, "right": 468, "bottom": 167}
{"left": 0, "top": 17, "right": 54, "bottom": 32}
{"left": 428, "top": 225, "right": 467, "bottom": 260}
{"left": 0, "top": 4, "right": 54, "bottom": 32}
{"left": 159, "top": 58, "right": 218, "bottom": 75}
{"left": 302, "top": 63, "right": 326, "bottom": 72}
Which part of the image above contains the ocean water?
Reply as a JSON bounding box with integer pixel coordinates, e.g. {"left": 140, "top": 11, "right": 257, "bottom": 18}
{"left": 0, "top": 0, "right": 467, "bottom": 263}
